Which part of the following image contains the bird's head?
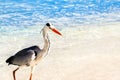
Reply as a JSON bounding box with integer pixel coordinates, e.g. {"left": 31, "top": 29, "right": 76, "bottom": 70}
{"left": 44, "top": 23, "right": 62, "bottom": 36}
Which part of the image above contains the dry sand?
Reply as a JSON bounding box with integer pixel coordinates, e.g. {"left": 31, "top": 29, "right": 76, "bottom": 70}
{"left": 1, "top": 23, "right": 120, "bottom": 80}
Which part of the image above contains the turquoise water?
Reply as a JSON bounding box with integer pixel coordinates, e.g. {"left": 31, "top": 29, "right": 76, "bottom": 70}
{"left": 0, "top": 0, "right": 120, "bottom": 28}
{"left": 0, "top": 0, "right": 120, "bottom": 40}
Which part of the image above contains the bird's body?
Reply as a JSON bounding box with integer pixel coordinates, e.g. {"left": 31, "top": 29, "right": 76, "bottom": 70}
{"left": 6, "top": 45, "right": 41, "bottom": 66}
{"left": 6, "top": 23, "right": 62, "bottom": 80}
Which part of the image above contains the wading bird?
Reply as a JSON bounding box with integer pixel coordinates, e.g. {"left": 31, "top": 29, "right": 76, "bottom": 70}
{"left": 6, "top": 23, "right": 62, "bottom": 80}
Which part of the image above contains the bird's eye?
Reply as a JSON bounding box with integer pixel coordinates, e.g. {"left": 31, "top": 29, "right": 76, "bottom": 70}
{"left": 46, "top": 23, "right": 50, "bottom": 26}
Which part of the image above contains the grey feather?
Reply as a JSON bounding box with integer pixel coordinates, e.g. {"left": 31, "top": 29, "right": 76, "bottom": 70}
{"left": 6, "top": 45, "right": 41, "bottom": 66}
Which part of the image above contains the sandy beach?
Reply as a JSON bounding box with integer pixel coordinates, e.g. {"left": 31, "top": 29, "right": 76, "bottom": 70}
{"left": 1, "top": 23, "right": 120, "bottom": 80}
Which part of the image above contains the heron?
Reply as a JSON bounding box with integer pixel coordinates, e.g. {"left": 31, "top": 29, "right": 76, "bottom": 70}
{"left": 6, "top": 23, "right": 62, "bottom": 80}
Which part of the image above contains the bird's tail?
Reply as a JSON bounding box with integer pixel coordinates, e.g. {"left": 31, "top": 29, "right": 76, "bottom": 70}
{"left": 6, "top": 56, "right": 14, "bottom": 65}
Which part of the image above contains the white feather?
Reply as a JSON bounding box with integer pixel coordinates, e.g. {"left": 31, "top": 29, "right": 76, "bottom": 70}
{"left": 27, "top": 50, "right": 36, "bottom": 61}
{"left": 31, "top": 53, "right": 36, "bottom": 61}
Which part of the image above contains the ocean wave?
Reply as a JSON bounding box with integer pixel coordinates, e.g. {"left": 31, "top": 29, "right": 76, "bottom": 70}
{"left": 0, "top": 0, "right": 120, "bottom": 28}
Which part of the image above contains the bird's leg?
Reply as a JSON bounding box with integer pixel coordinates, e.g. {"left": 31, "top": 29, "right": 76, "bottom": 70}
{"left": 13, "top": 67, "right": 19, "bottom": 80}
{"left": 29, "top": 66, "right": 35, "bottom": 80}
{"left": 29, "top": 73, "right": 32, "bottom": 80}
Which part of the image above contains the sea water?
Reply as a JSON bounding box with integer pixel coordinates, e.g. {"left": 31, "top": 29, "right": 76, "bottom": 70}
{"left": 0, "top": 0, "right": 120, "bottom": 80}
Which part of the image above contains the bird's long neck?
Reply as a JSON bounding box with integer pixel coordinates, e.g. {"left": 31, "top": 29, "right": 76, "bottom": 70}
{"left": 33, "top": 27, "right": 50, "bottom": 65}
{"left": 42, "top": 28, "right": 50, "bottom": 56}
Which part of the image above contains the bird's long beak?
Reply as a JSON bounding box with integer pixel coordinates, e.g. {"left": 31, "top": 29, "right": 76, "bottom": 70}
{"left": 51, "top": 28, "right": 62, "bottom": 36}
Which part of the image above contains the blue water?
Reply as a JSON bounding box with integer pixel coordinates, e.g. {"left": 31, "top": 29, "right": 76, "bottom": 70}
{"left": 0, "top": 0, "right": 120, "bottom": 29}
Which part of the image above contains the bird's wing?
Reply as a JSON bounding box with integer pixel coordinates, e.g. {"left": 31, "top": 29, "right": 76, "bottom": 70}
{"left": 12, "top": 50, "right": 36, "bottom": 66}
{"left": 27, "top": 50, "right": 36, "bottom": 61}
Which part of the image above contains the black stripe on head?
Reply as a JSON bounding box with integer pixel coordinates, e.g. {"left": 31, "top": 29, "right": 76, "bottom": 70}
{"left": 46, "top": 23, "right": 50, "bottom": 26}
